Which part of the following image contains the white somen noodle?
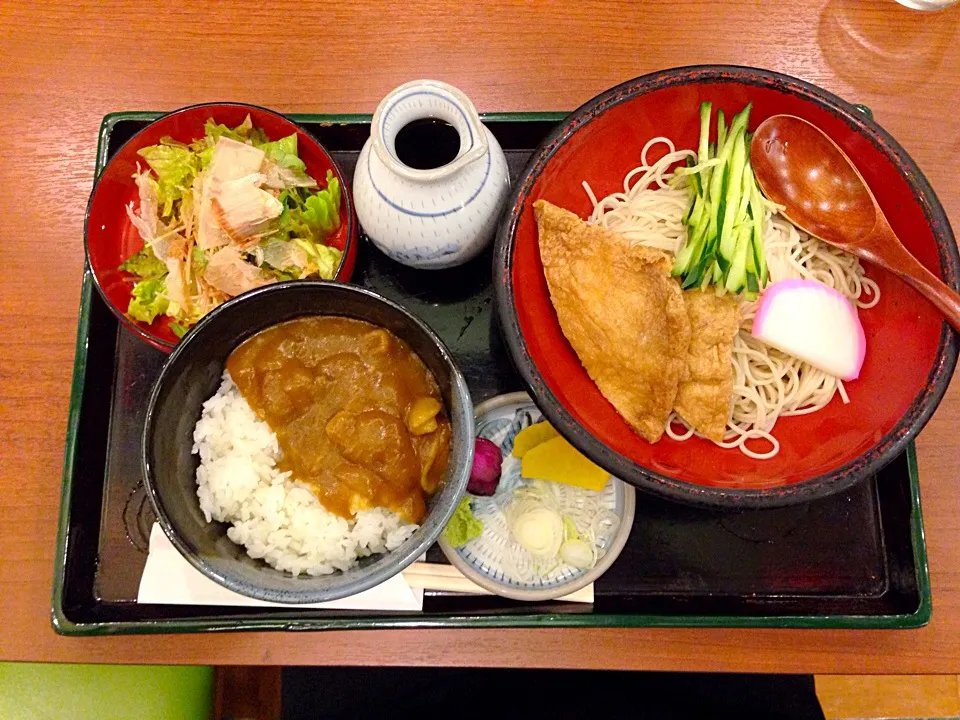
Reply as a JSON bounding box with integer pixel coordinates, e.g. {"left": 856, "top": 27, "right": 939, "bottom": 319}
{"left": 583, "top": 137, "right": 880, "bottom": 459}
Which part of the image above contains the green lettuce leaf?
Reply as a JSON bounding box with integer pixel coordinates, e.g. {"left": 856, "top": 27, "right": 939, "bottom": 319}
{"left": 169, "top": 322, "right": 189, "bottom": 338}
{"left": 442, "top": 496, "right": 483, "bottom": 547}
{"left": 293, "top": 239, "right": 342, "bottom": 279}
{"left": 191, "top": 246, "right": 208, "bottom": 276}
{"left": 313, "top": 244, "right": 342, "bottom": 279}
{"left": 264, "top": 267, "right": 298, "bottom": 281}
{"left": 119, "top": 247, "right": 166, "bottom": 279}
{"left": 196, "top": 146, "right": 215, "bottom": 170}
{"left": 260, "top": 238, "right": 308, "bottom": 274}
{"left": 192, "top": 116, "right": 267, "bottom": 169}
{"left": 137, "top": 141, "right": 196, "bottom": 215}
{"left": 301, "top": 170, "right": 341, "bottom": 235}
{"left": 278, "top": 206, "right": 311, "bottom": 238}
{"left": 278, "top": 187, "right": 306, "bottom": 209}
{"left": 127, "top": 278, "right": 169, "bottom": 324}
{"left": 203, "top": 115, "right": 253, "bottom": 144}
{"left": 258, "top": 133, "right": 307, "bottom": 173}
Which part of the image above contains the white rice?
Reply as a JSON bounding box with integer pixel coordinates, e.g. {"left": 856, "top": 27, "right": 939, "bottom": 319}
{"left": 192, "top": 372, "right": 418, "bottom": 576}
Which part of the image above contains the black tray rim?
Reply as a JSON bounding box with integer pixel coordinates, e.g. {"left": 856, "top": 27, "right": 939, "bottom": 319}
{"left": 52, "top": 110, "right": 932, "bottom": 635}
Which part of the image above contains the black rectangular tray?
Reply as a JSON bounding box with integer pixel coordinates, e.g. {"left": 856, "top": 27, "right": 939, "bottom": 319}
{"left": 52, "top": 112, "right": 931, "bottom": 634}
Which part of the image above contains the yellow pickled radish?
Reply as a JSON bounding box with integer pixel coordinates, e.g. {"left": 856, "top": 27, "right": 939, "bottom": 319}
{"left": 511, "top": 420, "right": 560, "bottom": 458}
{"left": 520, "top": 435, "right": 610, "bottom": 491}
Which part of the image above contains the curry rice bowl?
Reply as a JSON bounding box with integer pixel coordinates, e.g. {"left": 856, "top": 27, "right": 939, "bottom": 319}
{"left": 192, "top": 372, "right": 418, "bottom": 577}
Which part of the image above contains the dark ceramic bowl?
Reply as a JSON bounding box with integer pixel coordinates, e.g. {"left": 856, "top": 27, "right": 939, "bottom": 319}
{"left": 495, "top": 65, "right": 959, "bottom": 509}
{"left": 86, "top": 101, "right": 358, "bottom": 353}
{"left": 142, "top": 281, "right": 474, "bottom": 603}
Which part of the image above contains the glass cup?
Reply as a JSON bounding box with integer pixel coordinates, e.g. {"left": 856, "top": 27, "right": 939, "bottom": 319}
{"left": 894, "top": 0, "right": 958, "bottom": 10}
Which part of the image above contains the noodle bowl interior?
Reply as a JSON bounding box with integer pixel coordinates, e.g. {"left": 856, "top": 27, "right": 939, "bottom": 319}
{"left": 562, "top": 123, "right": 879, "bottom": 460}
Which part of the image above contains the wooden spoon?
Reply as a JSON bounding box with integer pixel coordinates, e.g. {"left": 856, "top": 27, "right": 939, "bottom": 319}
{"left": 750, "top": 114, "right": 960, "bottom": 331}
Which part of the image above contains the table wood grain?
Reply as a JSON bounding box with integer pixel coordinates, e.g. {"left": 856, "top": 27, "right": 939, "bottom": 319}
{"left": 1, "top": 0, "right": 959, "bottom": 671}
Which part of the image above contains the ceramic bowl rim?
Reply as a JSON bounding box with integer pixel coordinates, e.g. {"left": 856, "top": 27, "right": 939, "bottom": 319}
{"left": 493, "top": 64, "right": 959, "bottom": 509}
{"left": 437, "top": 391, "right": 636, "bottom": 602}
{"left": 83, "top": 101, "right": 357, "bottom": 353}
{"left": 141, "top": 279, "right": 474, "bottom": 604}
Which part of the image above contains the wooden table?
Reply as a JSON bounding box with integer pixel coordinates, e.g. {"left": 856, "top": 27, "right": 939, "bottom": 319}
{"left": 2, "top": 0, "right": 958, "bottom": 671}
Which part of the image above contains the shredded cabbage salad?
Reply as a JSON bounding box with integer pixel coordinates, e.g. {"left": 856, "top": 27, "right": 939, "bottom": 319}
{"left": 118, "top": 115, "right": 343, "bottom": 337}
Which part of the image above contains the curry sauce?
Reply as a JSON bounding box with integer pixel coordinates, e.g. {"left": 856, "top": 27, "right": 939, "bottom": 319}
{"left": 226, "top": 316, "right": 450, "bottom": 524}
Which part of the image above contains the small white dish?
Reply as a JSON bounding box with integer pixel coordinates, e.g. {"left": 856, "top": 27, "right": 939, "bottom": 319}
{"left": 352, "top": 79, "right": 511, "bottom": 269}
{"left": 438, "top": 392, "right": 636, "bottom": 602}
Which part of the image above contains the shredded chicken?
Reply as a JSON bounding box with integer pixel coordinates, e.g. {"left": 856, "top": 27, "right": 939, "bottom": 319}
{"left": 196, "top": 138, "right": 267, "bottom": 250}
{"left": 259, "top": 239, "right": 309, "bottom": 273}
{"left": 164, "top": 255, "right": 189, "bottom": 312}
{"left": 204, "top": 245, "right": 271, "bottom": 297}
{"left": 125, "top": 166, "right": 161, "bottom": 242}
{"left": 146, "top": 225, "right": 186, "bottom": 263}
{"left": 210, "top": 174, "right": 283, "bottom": 244}
{"left": 260, "top": 157, "right": 318, "bottom": 190}
{"left": 195, "top": 275, "right": 228, "bottom": 314}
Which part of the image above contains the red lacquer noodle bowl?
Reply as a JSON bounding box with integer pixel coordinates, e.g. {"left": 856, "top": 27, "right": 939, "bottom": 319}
{"left": 495, "top": 66, "right": 959, "bottom": 508}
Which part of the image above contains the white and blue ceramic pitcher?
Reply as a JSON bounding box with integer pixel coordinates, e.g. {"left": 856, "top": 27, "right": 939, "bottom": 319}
{"left": 353, "top": 79, "right": 510, "bottom": 269}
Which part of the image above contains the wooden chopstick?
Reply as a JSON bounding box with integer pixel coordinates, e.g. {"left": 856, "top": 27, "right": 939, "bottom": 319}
{"left": 401, "top": 562, "right": 594, "bottom": 603}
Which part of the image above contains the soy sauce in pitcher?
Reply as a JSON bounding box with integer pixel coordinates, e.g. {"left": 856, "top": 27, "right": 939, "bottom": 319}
{"left": 394, "top": 119, "right": 461, "bottom": 170}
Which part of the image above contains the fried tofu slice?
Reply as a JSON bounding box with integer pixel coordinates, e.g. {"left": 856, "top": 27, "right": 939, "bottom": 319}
{"left": 674, "top": 290, "right": 740, "bottom": 442}
{"left": 534, "top": 200, "right": 690, "bottom": 443}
